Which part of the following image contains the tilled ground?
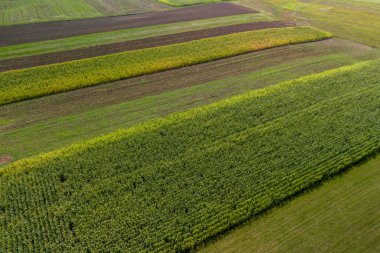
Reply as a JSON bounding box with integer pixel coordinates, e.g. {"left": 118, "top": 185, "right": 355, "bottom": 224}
{"left": 0, "top": 21, "right": 294, "bottom": 72}
{"left": 0, "top": 2, "right": 255, "bottom": 46}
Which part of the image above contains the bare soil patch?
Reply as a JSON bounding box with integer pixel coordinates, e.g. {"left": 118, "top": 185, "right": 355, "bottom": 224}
{"left": 0, "top": 21, "right": 294, "bottom": 72}
{"left": 0, "top": 154, "right": 13, "bottom": 165}
{"left": 0, "top": 2, "right": 256, "bottom": 46}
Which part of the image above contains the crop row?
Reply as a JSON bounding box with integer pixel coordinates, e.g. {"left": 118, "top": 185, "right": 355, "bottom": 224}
{"left": 1, "top": 59, "right": 379, "bottom": 252}
{"left": 0, "top": 26, "right": 331, "bottom": 106}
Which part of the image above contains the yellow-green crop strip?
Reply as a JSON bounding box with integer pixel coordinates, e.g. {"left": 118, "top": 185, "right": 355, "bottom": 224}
{"left": 1, "top": 59, "right": 379, "bottom": 252}
{"left": 0, "top": 26, "right": 331, "bottom": 106}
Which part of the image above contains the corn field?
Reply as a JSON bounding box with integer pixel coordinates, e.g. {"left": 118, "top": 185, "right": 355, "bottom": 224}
{"left": 0, "top": 59, "right": 379, "bottom": 252}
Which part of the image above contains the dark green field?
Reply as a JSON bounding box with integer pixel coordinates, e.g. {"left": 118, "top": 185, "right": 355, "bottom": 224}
{"left": 1, "top": 59, "right": 379, "bottom": 251}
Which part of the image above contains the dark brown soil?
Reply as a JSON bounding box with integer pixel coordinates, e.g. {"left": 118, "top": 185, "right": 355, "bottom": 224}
{"left": 0, "top": 2, "right": 256, "bottom": 46}
{"left": 0, "top": 21, "right": 294, "bottom": 72}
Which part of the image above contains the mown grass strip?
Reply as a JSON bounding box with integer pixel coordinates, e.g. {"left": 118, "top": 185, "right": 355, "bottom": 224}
{"left": 1, "top": 59, "right": 379, "bottom": 252}
{"left": 0, "top": 13, "right": 270, "bottom": 60}
{"left": 0, "top": 26, "right": 331, "bottom": 106}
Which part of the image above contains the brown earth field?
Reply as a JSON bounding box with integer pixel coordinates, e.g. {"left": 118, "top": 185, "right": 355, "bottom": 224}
{"left": 0, "top": 2, "right": 256, "bottom": 46}
{"left": 1, "top": 39, "right": 378, "bottom": 163}
{"left": 0, "top": 21, "right": 294, "bottom": 72}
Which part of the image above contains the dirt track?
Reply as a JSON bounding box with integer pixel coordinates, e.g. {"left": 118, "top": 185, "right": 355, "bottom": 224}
{"left": 0, "top": 2, "right": 256, "bottom": 46}
{"left": 0, "top": 21, "right": 294, "bottom": 72}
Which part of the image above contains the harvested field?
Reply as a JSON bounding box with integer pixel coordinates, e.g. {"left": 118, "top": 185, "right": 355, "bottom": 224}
{"left": 0, "top": 2, "right": 255, "bottom": 46}
{"left": 1, "top": 39, "right": 378, "bottom": 163}
{"left": 0, "top": 21, "right": 294, "bottom": 71}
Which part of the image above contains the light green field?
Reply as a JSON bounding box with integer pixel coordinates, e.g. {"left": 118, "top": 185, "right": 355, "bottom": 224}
{"left": 238, "top": 0, "right": 380, "bottom": 47}
{"left": 199, "top": 155, "right": 380, "bottom": 253}
{"left": 0, "top": 0, "right": 169, "bottom": 26}
{"left": 0, "top": 26, "right": 330, "bottom": 106}
{"left": 159, "top": 0, "right": 226, "bottom": 6}
{"left": 0, "top": 13, "right": 271, "bottom": 60}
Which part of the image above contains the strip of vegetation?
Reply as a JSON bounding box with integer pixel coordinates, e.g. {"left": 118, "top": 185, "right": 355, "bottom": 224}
{"left": 0, "top": 26, "right": 331, "bottom": 106}
{"left": 0, "top": 13, "right": 270, "bottom": 60}
{"left": 1, "top": 59, "right": 379, "bottom": 252}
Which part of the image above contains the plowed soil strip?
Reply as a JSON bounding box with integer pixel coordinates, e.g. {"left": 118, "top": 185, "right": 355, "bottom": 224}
{"left": 0, "top": 21, "right": 293, "bottom": 72}
{"left": 0, "top": 2, "right": 256, "bottom": 46}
